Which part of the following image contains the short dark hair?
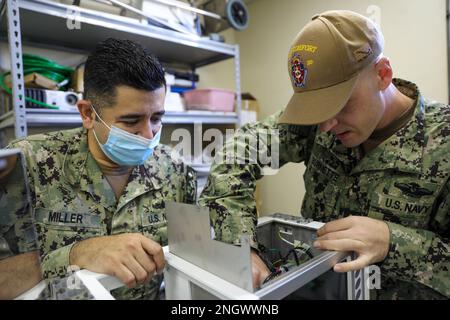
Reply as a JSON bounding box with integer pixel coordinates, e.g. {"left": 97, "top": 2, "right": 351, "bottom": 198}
{"left": 84, "top": 38, "right": 166, "bottom": 111}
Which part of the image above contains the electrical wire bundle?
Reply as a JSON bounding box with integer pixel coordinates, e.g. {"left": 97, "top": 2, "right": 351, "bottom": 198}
{"left": 0, "top": 54, "right": 74, "bottom": 109}
{"left": 259, "top": 234, "right": 314, "bottom": 286}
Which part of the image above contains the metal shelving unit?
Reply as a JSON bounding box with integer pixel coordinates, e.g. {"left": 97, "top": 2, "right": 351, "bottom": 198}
{"left": 0, "top": 109, "right": 239, "bottom": 128}
{"left": 0, "top": 0, "right": 242, "bottom": 139}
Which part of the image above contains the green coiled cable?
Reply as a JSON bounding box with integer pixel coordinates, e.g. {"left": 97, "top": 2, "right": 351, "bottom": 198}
{"left": 0, "top": 53, "right": 75, "bottom": 109}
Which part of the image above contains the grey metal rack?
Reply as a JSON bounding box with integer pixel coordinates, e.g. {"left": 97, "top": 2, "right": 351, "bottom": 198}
{"left": 0, "top": 109, "right": 240, "bottom": 129}
{"left": 0, "top": 0, "right": 242, "bottom": 138}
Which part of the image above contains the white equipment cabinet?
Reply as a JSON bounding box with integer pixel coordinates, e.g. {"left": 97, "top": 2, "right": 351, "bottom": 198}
{"left": 15, "top": 203, "right": 370, "bottom": 300}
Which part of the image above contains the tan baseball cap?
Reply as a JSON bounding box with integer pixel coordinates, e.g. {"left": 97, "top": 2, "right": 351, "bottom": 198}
{"left": 279, "top": 10, "right": 384, "bottom": 125}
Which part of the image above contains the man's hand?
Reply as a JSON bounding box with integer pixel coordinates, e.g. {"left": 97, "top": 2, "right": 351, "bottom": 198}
{"left": 250, "top": 249, "right": 270, "bottom": 289}
{"left": 314, "top": 216, "right": 390, "bottom": 272}
{"left": 70, "top": 233, "right": 165, "bottom": 288}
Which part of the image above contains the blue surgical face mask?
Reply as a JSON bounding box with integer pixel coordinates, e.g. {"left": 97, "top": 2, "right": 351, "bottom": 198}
{"left": 91, "top": 106, "right": 162, "bottom": 166}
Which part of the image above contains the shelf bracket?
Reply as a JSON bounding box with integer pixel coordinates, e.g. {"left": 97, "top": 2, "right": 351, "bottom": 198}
{"left": 6, "top": 0, "right": 27, "bottom": 138}
{"left": 234, "top": 44, "right": 242, "bottom": 127}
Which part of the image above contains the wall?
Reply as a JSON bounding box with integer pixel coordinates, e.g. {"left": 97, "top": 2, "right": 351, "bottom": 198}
{"left": 233, "top": 0, "right": 448, "bottom": 217}
{"left": 197, "top": 29, "right": 236, "bottom": 91}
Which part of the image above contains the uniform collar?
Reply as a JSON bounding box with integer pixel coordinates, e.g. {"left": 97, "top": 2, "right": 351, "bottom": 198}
{"left": 62, "top": 128, "right": 162, "bottom": 211}
{"left": 315, "top": 79, "right": 425, "bottom": 176}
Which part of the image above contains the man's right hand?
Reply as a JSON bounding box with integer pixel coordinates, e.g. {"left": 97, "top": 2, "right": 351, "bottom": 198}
{"left": 69, "top": 233, "right": 164, "bottom": 288}
{"left": 250, "top": 249, "right": 270, "bottom": 289}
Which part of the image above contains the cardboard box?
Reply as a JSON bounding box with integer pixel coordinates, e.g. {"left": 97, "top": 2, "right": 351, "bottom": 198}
{"left": 4, "top": 72, "right": 58, "bottom": 90}
{"left": 242, "top": 92, "right": 260, "bottom": 112}
{"left": 71, "top": 66, "right": 84, "bottom": 93}
{"left": 241, "top": 92, "right": 260, "bottom": 125}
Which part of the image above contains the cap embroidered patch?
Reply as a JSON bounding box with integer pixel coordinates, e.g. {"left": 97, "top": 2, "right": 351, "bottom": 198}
{"left": 290, "top": 52, "right": 308, "bottom": 88}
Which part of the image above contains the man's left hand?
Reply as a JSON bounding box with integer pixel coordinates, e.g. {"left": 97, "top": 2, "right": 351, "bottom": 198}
{"left": 314, "top": 216, "right": 390, "bottom": 272}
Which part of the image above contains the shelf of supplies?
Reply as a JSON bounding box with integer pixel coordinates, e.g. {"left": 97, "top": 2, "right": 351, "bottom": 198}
{"left": 163, "top": 110, "right": 238, "bottom": 124}
{"left": 0, "top": 0, "right": 237, "bottom": 68}
{"left": 0, "top": 109, "right": 239, "bottom": 129}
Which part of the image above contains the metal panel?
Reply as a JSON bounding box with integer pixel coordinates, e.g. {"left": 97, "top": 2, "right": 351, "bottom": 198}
{"left": 0, "top": 109, "right": 239, "bottom": 128}
{"left": 255, "top": 250, "right": 348, "bottom": 300}
{"left": 166, "top": 202, "right": 254, "bottom": 292}
{"left": 165, "top": 210, "right": 366, "bottom": 300}
{"left": 163, "top": 111, "right": 238, "bottom": 124}
{"left": 254, "top": 217, "right": 350, "bottom": 300}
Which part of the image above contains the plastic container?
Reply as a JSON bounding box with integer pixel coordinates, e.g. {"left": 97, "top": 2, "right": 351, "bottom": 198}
{"left": 184, "top": 88, "right": 235, "bottom": 112}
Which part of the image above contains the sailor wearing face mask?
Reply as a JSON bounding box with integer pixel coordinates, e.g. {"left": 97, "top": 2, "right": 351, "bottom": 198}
{"left": 90, "top": 104, "right": 162, "bottom": 166}
{"left": 4, "top": 38, "right": 197, "bottom": 300}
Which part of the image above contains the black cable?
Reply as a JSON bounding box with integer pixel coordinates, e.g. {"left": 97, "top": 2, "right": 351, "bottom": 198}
{"left": 262, "top": 269, "right": 282, "bottom": 285}
{"left": 297, "top": 246, "right": 313, "bottom": 259}
{"left": 0, "top": 54, "right": 74, "bottom": 109}
{"left": 282, "top": 248, "right": 296, "bottom": 265}
{"left": 254, "top": 247, "right": 276, "bottom": 273}
{"left": 292, "top": 248, "right": 300, "bottom": 266}
{"left": 278, "top": 251, "right": 283, "bottom": 263}
{"left": 305, "top": 247, "right": 313, "bottom": 259}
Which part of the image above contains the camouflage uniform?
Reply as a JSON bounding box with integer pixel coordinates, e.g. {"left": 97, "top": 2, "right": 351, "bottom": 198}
{"left": 0, "top": 151, "right": 36, "bottom": 259}
{"left": 199, "top": 79, "right": 449, "bottom": 299}
{"left": 4, "top": 127, "right": 197, "bottom": 300}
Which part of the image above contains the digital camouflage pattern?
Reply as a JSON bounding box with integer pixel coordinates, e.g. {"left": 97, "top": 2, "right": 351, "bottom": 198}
{"left": 199, "top": 79, "right": 450, "bottom": 299}
{"left": 3, "top": 127, "right": 197, "bottom": 300}
{"left": 0, "top": 151, "right": 36, "bottom": 259}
